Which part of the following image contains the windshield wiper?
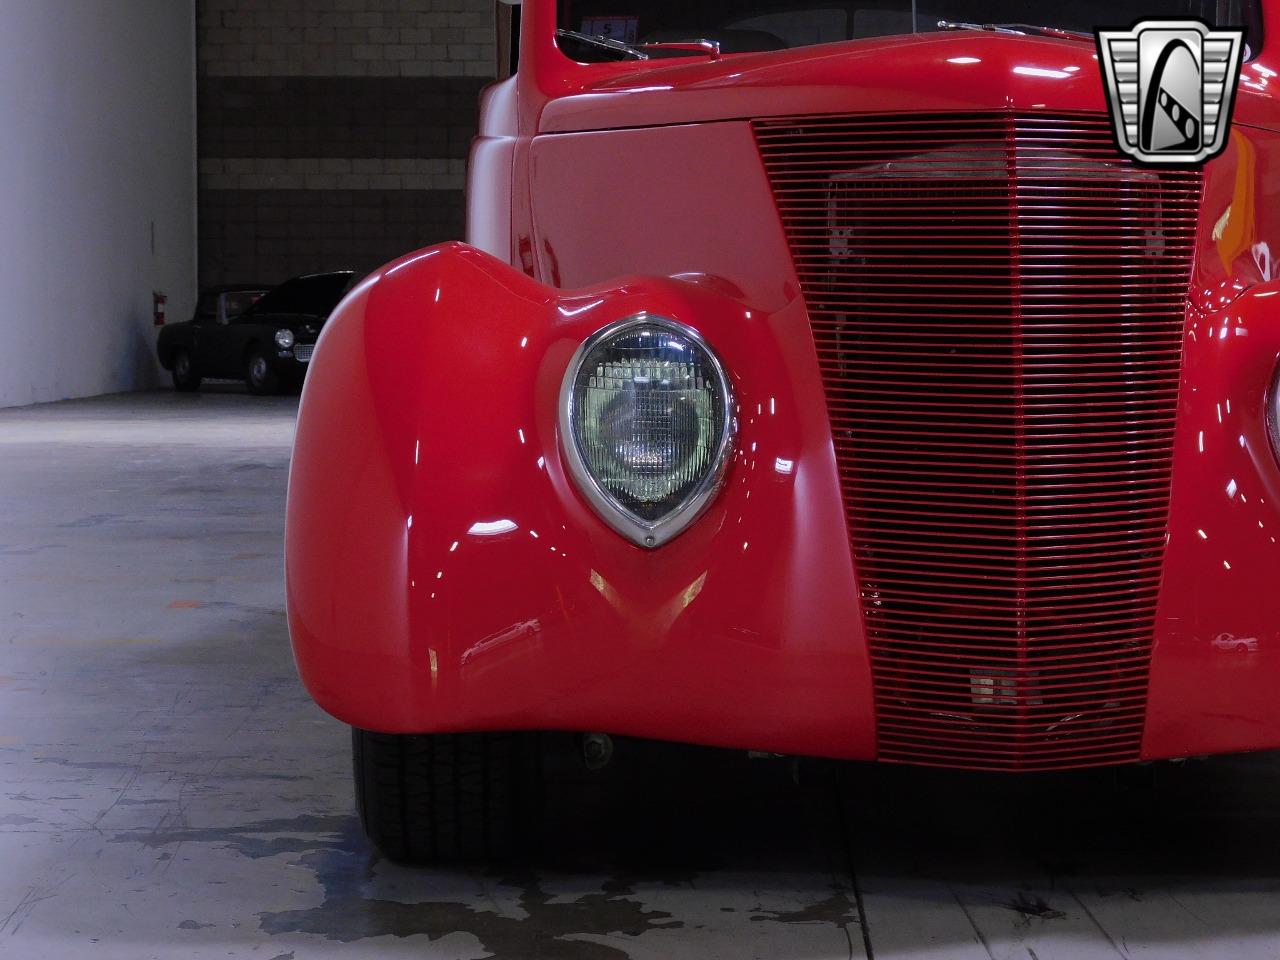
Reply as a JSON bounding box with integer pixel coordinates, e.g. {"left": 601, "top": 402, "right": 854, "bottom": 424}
{"left": 936, "top": 20, "right": 1093, "bottom": 41}
{"left": 556, "top": 29, "right": 724, "bottom": 62}
{"left": 556, "top": 28, "right": 649, "bottom": 61}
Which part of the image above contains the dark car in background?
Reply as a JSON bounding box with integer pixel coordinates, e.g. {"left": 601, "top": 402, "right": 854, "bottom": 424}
{"left": 158, "top": 272, "right": 355, "bottom": 394}
{"left": 202, "top": 284, "right": 271, "bottom": 325}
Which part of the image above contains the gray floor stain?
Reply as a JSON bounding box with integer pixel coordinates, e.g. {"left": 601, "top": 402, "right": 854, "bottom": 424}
{"left": 124, "top": 809, "right": 688, "bottom": 956}
{"left": 261, "top": 843, "right": 682, "bottom": 959}
{"left": 750, "top": 889, "right": 859, "bottom": 926}
{"left": 55, "top": 514, "right": 126, "bottom": 528}
{"left": 0, "top": 543, "right": 65, "bottom": 556}
{"left": 32, "top": 758, "right": 135, "bottom": 771}
{"left": 1006, "top": 893, "right": 1067, "bottom": 922}
{"left": 108, "top": 813, "right": 353, "bottom": 859}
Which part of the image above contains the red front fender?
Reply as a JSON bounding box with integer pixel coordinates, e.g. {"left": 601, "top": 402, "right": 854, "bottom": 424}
{"left": 285, "top": 242, "right": 878, "bottom": 759}
{"left": 1143, "top": 281, "right": 1280, "bottom": 760}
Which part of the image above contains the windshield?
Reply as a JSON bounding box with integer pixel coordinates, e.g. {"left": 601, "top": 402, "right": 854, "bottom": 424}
{"left": 239, "top": 274, "right": 353, "bottom": 321}
{"left": 557, "top": 0, "right": 1260, "bottom": 59}
{"left": 223, "top": 290, "right": 266, "bottom": 320}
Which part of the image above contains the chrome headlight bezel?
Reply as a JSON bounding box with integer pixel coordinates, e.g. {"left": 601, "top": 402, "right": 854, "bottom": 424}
{"left": 1269, "top": 361, "right": 1280, "bottom": 462}
{"left": 274, "top": 328, "right": 296, "bottom": 349}
{"left": 559, "top": 313, "right": 736, "bottom": 549}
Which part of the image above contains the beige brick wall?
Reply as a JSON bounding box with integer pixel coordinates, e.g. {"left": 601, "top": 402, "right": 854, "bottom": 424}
{"left": 198, "top": 0, "right": 496, "bottom": 78}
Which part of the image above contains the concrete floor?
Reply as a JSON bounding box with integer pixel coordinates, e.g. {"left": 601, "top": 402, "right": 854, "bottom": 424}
{"left": 3, "top": 392, "right": 1280, "bottom": 958}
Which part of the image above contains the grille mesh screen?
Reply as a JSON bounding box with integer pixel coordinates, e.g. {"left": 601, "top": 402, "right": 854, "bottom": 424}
{"left": 754, "top": 112, "right": 1201, "bottom": 771}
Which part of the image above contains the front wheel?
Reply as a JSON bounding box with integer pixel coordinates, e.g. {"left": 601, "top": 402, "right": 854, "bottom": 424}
{"left": 352, "top": 729, "right": 541, "bottom": 864}
{"left": 244, "top": 346, "right": 280, "bottom": 395}
{"left": 171, "top": 350, "right": 201, "bottom": 392}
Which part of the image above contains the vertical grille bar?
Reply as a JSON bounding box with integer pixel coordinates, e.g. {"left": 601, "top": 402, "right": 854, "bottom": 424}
{"left": 754, "top": 112, "right": 1202, "bottom": 771}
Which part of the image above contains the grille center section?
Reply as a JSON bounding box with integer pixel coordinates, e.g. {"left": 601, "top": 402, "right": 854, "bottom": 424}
{"left": 754, "top": 112, "right": 1201, "bottom": 771}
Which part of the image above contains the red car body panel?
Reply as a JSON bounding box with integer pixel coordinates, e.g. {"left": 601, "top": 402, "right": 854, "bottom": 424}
{"left": 288, "top": 0, "right": 1280, "bottom": 769}
{"left": 287, "top": 245, "right": 877, "bottom": 758}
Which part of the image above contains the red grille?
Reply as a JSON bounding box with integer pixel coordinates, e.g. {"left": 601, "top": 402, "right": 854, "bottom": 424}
{"left": 754, "top": 113, "right": 1201, "bottom": 771}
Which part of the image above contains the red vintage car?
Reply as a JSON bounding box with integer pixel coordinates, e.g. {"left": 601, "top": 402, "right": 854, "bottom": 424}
{"left": 286, "top": 0, "right": 1280, "bottom": 861}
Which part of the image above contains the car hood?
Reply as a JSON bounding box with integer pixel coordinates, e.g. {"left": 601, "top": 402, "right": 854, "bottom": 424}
{"left": 538, "top": 31, "right": 1202, "bottom": 133}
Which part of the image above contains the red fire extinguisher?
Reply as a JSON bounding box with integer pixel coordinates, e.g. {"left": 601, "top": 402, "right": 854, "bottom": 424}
{"left": 153, "top": 291, "right": 167, "bottom": 327}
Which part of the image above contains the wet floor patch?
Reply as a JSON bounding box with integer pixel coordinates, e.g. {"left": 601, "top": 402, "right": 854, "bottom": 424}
{"left": 261, "top": 848, "right": 683, "bottom": 960}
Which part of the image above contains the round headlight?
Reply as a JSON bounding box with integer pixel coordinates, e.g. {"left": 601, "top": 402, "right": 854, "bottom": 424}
{"left": 274, "top": 328, "right": 296, "bottom": 349}
{"left": 561, "top": 315, "right": 734, "bottom": 548}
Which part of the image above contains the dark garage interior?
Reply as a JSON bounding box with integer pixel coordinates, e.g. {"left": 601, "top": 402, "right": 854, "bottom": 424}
{"left": 4, "top": 1, "right": 1280, "bottom": 958}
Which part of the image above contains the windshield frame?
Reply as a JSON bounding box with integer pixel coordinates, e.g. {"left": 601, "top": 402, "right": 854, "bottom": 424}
{"left": 549, "top": 0, "right": 1264, "bottom": 65}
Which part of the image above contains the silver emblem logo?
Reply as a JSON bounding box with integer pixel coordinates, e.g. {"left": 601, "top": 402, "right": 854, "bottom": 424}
{"left": 1096, "top": 19, "right": 1245, "bottom": 164}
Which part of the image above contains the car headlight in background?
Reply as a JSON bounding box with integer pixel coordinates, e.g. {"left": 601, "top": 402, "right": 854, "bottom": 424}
{"left": 561, "top": 315, "right": 735, "bottom": 548}
{"left": 274, "top": 329, "right": 295, "bottom": 349}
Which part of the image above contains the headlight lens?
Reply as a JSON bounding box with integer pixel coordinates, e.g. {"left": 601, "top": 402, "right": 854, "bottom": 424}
{"left": 562, "top": 315, "right": 734, "bottom": 548}
{"left": 274, "top": 328, "right": 296, "bottom": 349}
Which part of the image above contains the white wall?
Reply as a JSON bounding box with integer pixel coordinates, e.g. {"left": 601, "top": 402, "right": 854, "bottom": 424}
{"left": 0, "top": 1, "right": 196, "bottom": 408}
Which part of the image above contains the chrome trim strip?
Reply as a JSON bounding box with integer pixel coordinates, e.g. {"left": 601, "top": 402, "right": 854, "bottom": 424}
{"left": 558, "top": 313, "right": 737, "bottom": 550}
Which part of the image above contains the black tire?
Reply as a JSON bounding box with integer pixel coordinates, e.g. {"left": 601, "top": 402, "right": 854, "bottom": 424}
{"left": 244, "top": 346, "right": 280, "bottom": 395}
{"left": 171, "top": 350, "right": 201, "bottom": 392}
{"left": 352, "top": 729, "right": 541, "bottom": 864}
